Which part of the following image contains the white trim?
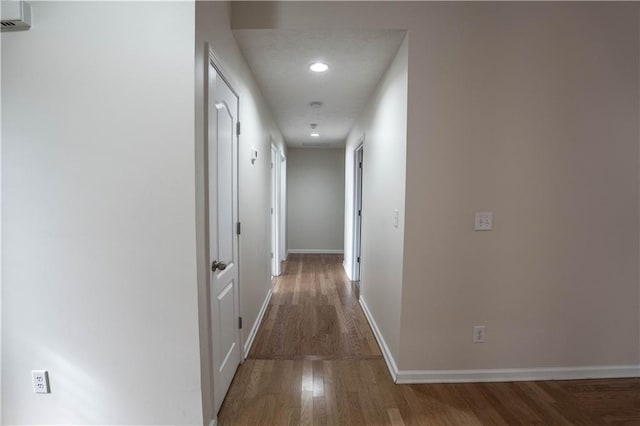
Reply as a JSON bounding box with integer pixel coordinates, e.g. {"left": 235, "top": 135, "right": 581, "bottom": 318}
{"left": 351, "top": 141, "right": 364, "bottom": 281}
{"left": 270, "top": 143, "right": 281, "bottom": 277}
{"left": 279, "top": 153, "right": 287, "bottom": 264}
{"left": 288, "top": 249, "right": 344, "bottom": 254}
{"left": 208, "top": 47, "right": 239, "bottom": 98}
{"left": 342, "top": 261, "right": 354, "bottom": 280}
{"left": 359, "top": 296, "right": 399, "bottom": 382}
{"left": 395, "top": 365, "right": 640, "bottom": 384}
{"left": 243, "top": 289, "right": 272, "bottom": 359}
{"left": 358, "top": 294, "right": 639, "bottom": 386}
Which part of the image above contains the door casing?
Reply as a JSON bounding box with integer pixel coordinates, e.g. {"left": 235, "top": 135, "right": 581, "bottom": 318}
{"left": 352, "top": 140, "right": 364, "bottom": 281}
{"left": 270, "top": 143, "right": 281, "bottom": 276}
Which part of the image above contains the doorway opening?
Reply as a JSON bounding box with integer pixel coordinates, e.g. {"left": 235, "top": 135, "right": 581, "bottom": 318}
{"left": 279, "top": 152, "right": 287, "bottom": 265}
{"left": 270, "top": 142, "right": 286, "bottom": 277}
{"left": 351, "top": 141, "right": 364, "bottom": 285}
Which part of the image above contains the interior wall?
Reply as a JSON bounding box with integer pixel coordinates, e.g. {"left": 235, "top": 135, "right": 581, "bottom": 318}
{"left": 2, "top": 2, "right": 202, "bottom": 424}
{"left": 344, "top": 36, "right": 408, "bottom": 362}
{"left": 195, "top": 2, "right": 286, "bottom": 423}
{"left": 399, "top": 2, "right": 640, "bottom": 371}
{"left": 287, "top": 148, "right": 345, "bottom": 252}
{"left": 233, "top": 1, "right": 640, "bottom": 374}
{"left": 0, "top": 14, "right": 4, "bottom": 419}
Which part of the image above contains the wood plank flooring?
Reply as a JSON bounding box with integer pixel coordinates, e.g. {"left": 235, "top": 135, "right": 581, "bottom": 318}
{"left": 248, "top": 254, "right": 380, "bottom": 360}
{"left": 218, "top": 254, "right": 640, "bottom": 425}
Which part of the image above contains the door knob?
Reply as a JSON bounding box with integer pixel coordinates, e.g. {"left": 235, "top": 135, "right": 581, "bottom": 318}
{"left": 211, "top": 260, "right": 227, "bottom": 271}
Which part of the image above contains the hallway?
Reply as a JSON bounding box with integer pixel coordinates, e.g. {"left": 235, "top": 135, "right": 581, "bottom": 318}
{"left": 249, "top": 254, "right": 379, "bottom": 360}
{"left": 217, "top": 255, "right": 640, "bottom": 425}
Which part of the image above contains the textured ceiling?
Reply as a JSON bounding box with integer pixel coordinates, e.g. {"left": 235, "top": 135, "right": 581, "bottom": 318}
{"left": 233, "top": 29, "right": 406, "bottom": 148}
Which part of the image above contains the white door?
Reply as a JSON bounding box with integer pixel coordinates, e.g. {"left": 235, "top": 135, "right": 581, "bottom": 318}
{"left": 208, "top": 60, "right": 241, "bottom": 415}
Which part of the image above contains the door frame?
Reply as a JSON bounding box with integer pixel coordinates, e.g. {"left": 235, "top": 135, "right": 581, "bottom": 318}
{"left": 270, "top": 143, "right": 280, "bottom": 276}
{"left": 279, "top": 151, "right": 287, "bottom": 264}
{"left": 351, "top": 140, "right": 364, "bottom": 281}
{"left": 204, "top": 46, "right": 243, "bottom": 417}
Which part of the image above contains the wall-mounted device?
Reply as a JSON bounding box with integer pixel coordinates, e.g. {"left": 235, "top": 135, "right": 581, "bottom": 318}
{"left": 474, "top": 211, "right": 493, "bottom": 231}
{"left": 31, "top": 370, "right": 50, "bottom": 394}
{"left": 1, "top": 0, "right": 32, "bottom": 32}
{"left": 250, "top": 147, "right": 258, "bottom": 165}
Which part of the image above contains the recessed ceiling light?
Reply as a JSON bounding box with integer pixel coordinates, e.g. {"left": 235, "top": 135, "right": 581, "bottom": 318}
{"left": 309, "top": 62, "right": 329, "bottom": 73}
{"left": 310, "top": 133, "right": 320, "bottom": 137}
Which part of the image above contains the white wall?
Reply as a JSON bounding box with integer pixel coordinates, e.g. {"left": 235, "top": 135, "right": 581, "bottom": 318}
{"left": 233, "top": 2, "right": 640, "bottom": 377}
{"left": 287, "top": 148, "right": 345, "bottom": 252}
{"left": 195, "top": 2, "right": 286, "bottom": 423}
{"left": 344, "top": 36, "right": 408, "bottom": 362}
{"left": 0, "top": 16, "right": 4, "bottom": 420}
{"left": 2, "top": 2, "right": 202, "bottom": 424}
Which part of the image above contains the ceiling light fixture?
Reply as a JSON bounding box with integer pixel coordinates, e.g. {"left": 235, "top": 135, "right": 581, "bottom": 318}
{"left": 309, "top": 62, "right": 329, "bottom": 73}
{"left": 309, "top": 103, "right": 322, "bottom": 139}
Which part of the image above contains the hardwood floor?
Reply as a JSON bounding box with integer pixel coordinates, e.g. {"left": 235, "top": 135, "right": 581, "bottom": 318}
{"left": 248, "top": 254, "right": 380, "bottom": 360}
{"left": 218, "top": 254, "right": 640, "bottom": 425}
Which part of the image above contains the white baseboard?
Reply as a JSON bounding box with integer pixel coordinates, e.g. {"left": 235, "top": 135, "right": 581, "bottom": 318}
{"left": 209, "top": 419, "right": 217, "bottom": 426}
{"left": 243, "top": 288, "right": 272, "bottom": 359}
{"left": 359, "top": 296, "right": 399, "bottom": 382}
{"left": 396, "top": 365, "right": 640, "bottom": 384}
{"left": 288, "top": 249, "right": 344, "bottom": 254}
{"left": 358, "top": 298, "right": 639, "bottom": 385}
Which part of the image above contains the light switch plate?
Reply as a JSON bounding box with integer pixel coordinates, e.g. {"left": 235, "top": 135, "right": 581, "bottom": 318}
{"left": 474, "top": 212, "right": 493, "bottom": 231}
{"left": 473, "top": 325, "right": 486, "bottom": 343}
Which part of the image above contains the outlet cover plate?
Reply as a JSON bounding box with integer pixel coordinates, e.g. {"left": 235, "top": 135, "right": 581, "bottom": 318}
{"left": 32, "top": 370, "right": 50, "bottom": 394}
{"left": 473, "top": 325, "right": 485, "bottom": 343}
{"left": 474, "top": 212, "right": 493, "bottom": 231}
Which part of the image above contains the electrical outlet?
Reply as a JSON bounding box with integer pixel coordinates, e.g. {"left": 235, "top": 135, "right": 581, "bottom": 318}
{"left": 474, "top": 212, "right": 493, "bottom": 231}
{"left": 473, "top": 325, "right": 485, "bottom": 343}
{"left": 32, "top": 370, "right": 50, "bottom": 394}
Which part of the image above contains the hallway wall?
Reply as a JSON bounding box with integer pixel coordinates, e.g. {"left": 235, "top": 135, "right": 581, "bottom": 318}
{"left": 344, "top": 36, "right": 408, "bottom": 364}
{"left": 232, "top": 2, "right": 640, "bottom": 378}
{"left": 2, "top": 2, "right": 202, "bottom": 424}
{"left": 287, "top": 148, "right": 345, "bottom": 253}
{"left": 195, "top": 2, "right": 287, "bottom": 424}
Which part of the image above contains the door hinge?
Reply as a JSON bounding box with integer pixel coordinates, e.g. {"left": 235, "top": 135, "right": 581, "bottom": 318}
{"left": 236, "top": 122, "right": 241, "bottom": 136}
{"left": 271, "top": 162, "right": 274, "bottom": 169}
{"left": 358, "top": 209, "right": 361, "bottom": 217}
{"left": 357, "top": 256, "right": 360, "bottom": 263}
{"left": 239, "top": 317, "right": 243, "bottom": 329}
{"left": 236, "top": 222, "right": 241, "bottom": 235}
{"left": 271, "top": 207, "right": 274, "bottom": 214}
{"left": 271, "top": 252, "right": 274, "bottom": 259}
{"left": 359, "top": 162, "right": 362, "bottom": 169}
